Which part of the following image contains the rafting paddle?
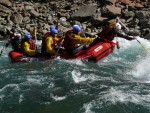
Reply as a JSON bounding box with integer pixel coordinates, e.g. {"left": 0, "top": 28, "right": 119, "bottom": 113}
{"left": 136, "top": 39, "right": 150, "bottom": 54}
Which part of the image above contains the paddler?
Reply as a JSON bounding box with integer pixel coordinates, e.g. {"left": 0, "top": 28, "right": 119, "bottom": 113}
{"left": 90, "top": 22, "right": 137, "bottom": 47}
{"left": 63, "top": 25, "right": 95, "bottom": 55}
{"left": 21, "top": 34, "right": 40, "bottom": 57}
{"left": 5, "top": 28, "right": 22, "bottom": 53}
{"left": 42, "top": 27, "right": 63, "bottom": 57}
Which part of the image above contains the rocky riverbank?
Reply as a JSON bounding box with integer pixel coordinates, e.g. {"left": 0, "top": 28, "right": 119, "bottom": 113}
{"left": 0, "top": 0, "right": 149, "bottom": 40}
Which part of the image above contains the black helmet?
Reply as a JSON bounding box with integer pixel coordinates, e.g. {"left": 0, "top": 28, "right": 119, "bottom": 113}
{"left": 10, "top": 28, "right": 17, "bottom": 33}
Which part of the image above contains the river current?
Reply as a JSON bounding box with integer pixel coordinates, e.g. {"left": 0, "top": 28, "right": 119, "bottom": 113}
{"left": 0, "top": 37, "right": 150, "bottom": 113}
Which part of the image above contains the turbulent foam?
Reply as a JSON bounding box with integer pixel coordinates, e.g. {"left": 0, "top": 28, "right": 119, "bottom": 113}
{"left": 102, "top": 87, "right": 150, "bottom": 108}
{"left": 83, "top": 103, "right": 94, "bottom": 113}
{"left": 51, "top": 94, "right": 67, "bottom": 101}
{"left": 128, "top": 55, "right": 150, "bottom": 82}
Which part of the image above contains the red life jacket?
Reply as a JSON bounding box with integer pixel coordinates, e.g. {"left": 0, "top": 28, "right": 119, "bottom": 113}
{"left": 41, "top": 24, "right": 58, "bottom": 49}
{"left": 29, "top": 39, "right": 36, "bottom": 50}
{"left": 99, "top": 22, "right": 117, "bottom": 41}
{"left": 9, "top": 34, "right": 15, "bottom": 39}
{"left": 63, "top": 30, "right": 78, "bottom": 50}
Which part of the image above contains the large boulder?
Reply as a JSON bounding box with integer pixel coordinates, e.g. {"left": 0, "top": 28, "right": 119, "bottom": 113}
{"left": 105, "top": 5, "right": 122, "bottom": 17}
{"left": 10, "top": 13, "right": 23, "bottom": 24}
{"left": 71, "top": 5, "right": 97, "bottom": 21}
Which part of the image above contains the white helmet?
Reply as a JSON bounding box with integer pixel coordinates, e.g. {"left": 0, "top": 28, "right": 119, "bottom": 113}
{"left": 114, "top": 23, "right": 121, "bottom": 31}
{"left": 15, "top": 33, "right": 21, "bottom": 39}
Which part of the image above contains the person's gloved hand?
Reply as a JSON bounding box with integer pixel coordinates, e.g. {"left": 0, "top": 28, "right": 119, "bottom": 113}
{"left": 116, "top": 42, "right": 120, "bottom": 49}
{"left": 5, "top": 42, "right": 9, "bottom": 47}
{"left": 130, "top": 36, "right": 137, "bottom": 40}
{"left": 132, "top": 36, "right": 139, "bottom": 40}
{"left": 128, "top": 36, "right": 137, "bottom": 40}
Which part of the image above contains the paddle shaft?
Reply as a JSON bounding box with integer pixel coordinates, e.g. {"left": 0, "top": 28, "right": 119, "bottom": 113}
{"left": 47, "top": 38, "right": 64, "bottom": 68}
{"left": 55, "top": 38, "right": 64, "bottom": 57}
{"left": 136, "top": 39, "right": 150, "bottom": 54}
{"left": 117, "top": 17, "right": 129, "bottom": 31}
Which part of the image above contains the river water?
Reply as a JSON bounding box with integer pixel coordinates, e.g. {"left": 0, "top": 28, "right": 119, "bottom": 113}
{"left": 0, "top": 37, "right": 150, "bottom": 113}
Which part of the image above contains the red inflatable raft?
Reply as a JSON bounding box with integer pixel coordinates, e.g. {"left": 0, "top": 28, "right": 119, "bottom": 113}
{"left": 8, "top": 41, "right": 116, "bottom": 63}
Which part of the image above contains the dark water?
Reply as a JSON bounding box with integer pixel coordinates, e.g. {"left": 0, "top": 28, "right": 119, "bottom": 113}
{"left": 0, "top": 38, "right": 150, "bottom": 113}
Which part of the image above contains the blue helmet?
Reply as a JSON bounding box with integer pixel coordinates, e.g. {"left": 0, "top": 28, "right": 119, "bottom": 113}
{"left": 24, "top": 34, "right": 32, "bottom": 40}
{"left": 73, "top": 25, "right": 81, "bottom": 32}
{"left": 50, "top": 28, "right": 58, "bottom": 34}
{"left": 50, "top": 25, "right": 55, "bottom": 30}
